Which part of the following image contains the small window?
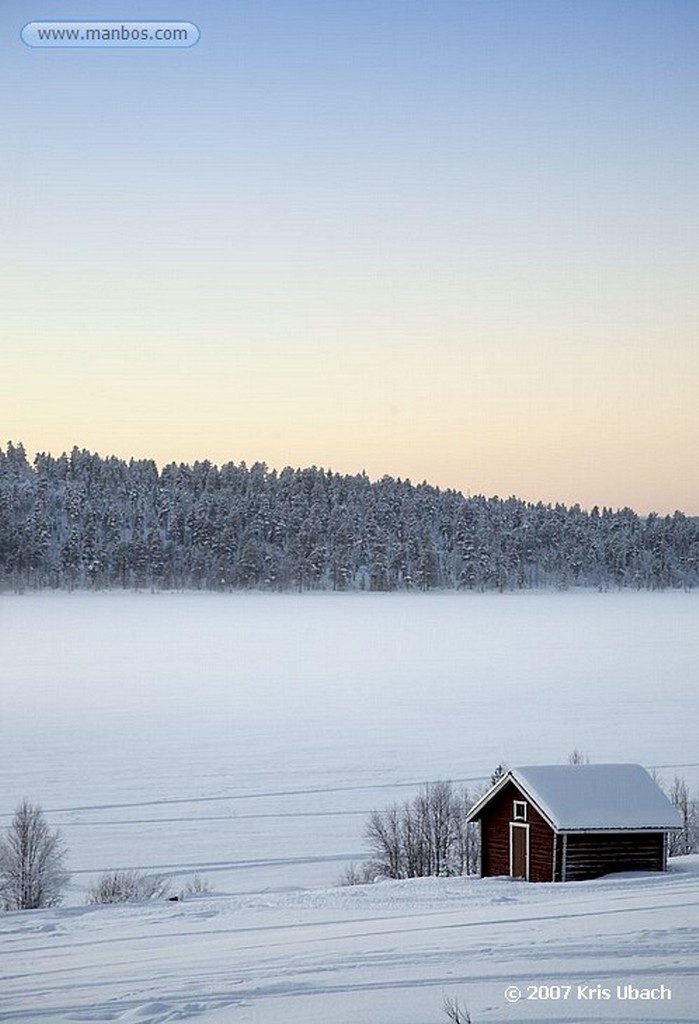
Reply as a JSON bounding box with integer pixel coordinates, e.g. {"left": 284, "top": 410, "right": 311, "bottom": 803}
{"left": 513, "top": 801, "right": 527, "bottom": 822}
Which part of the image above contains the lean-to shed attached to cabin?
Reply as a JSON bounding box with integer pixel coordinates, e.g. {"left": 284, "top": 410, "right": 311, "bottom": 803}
{"left": 466, "top": 763, "right": 682, "bottom": 882}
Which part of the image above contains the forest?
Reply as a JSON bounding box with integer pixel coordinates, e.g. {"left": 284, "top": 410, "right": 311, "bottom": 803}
{"left": 1, "top": 441, "right": 696, "bottom": 592}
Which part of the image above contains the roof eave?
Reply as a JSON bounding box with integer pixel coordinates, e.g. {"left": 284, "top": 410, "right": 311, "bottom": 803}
{"left": 465, "top": 771, "right": 515, "bottom": 822}
{"left": 557, "top": 825, "right": 683, "bottom": 834}
{"left": 465, "top": 770, "right": 560, "bottom": 832}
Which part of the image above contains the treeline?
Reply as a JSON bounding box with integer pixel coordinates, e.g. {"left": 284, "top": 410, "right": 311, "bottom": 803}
{"left": 1, "top": 441, "right": 696, "bottom": 592}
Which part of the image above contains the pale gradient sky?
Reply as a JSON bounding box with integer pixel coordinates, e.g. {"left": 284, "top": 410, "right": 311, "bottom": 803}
{"left": 2, "top": 0, "right": 697, "bottom": 513}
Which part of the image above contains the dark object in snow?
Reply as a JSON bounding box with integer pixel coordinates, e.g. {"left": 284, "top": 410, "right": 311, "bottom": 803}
{"left": 167, "top": 895, "right": 180, "bottom": 901}
{"left": 466, "top": 763, "right": 683, "bottom": 882}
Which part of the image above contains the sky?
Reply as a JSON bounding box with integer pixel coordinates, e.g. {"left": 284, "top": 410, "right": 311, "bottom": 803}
{"left": 1, "top": 0, "right": 697, "bottom": 514}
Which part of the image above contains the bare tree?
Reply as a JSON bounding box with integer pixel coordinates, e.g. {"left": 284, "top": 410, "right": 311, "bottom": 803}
{"left": 364, "top": 781, "right": 480, "bottom": 879}
{"left": 365, "top": 804, "right": 403, "bottom": 878}
{"left": 568, "top": 748, "right": 590, "bottom": 764}
{"left": 667, "top": 776, "right": 699, "bottom": 856}
{"left": 648, "top": 772, "right": 698, "bottom": 857}
{"left": 0, "top": 800, "right": 70, "bottom": 910}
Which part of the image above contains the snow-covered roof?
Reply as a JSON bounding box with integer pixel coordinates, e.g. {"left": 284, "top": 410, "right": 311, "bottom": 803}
{"left": 469, "top": 763, "right": 683, "bottom": 832}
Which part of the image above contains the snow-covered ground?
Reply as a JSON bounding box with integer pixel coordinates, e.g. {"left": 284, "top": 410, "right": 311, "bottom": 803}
{"left": 2, "top": 859, "right": 698, "bottom": 1023}
{"left": 1, "top": 591, "right": 697, "bottom": 1021}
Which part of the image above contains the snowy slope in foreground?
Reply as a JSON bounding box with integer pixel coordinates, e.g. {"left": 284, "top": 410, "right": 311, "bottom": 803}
{"left": 3, "top": 859, "right": 698, "bottom": 1024}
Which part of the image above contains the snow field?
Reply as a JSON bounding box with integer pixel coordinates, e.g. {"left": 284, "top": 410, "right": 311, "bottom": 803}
{"left": 2, "top": 861, "right": 698, "bottom": 1023}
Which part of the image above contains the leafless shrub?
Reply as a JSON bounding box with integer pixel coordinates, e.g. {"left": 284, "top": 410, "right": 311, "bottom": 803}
{"left": 183, "top": 873, "right": 211, "bottom": 896}
{"left": 442, "top": 993, "right": 472, "bottom": 1022}
{"left": 338, "top": 861, "right": 379, "bottom": 886}
{"left": 87, "top": 869, "right": 171, "bottom": 904}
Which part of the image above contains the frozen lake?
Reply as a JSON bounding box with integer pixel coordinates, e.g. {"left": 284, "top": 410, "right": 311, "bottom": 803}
{"left": 1, "top": 591, "right": 697, "bottom": 900}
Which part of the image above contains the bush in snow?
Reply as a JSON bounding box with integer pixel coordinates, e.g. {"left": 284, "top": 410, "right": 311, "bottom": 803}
{"left": 442, "top": 994, "right": 472, "bottom": 1023}
{"left": 337, "top": 862, "right": 379, "bottom": 886}
{"left": 87, "top": 869, "right": 171, "bottom": 904}
{"left": 182, "top": 874, "right": 211, "bottom": 896}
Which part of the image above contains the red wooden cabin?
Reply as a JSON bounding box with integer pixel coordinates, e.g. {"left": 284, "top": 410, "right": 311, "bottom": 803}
{"left": 466, "top": 763, "right": 682, "bottom": 882}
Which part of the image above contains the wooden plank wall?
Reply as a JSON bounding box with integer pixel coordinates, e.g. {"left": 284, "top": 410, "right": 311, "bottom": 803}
{"left": 563, "top": 831, "right": 665, "bottom": 881}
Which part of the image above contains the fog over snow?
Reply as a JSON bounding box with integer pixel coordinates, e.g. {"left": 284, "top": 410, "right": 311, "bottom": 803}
{"left": 1, "top": 591, "right": 697, "bottom": 895}
{"left": 1, "top": 591, "right": 697, "bottom": 1022}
